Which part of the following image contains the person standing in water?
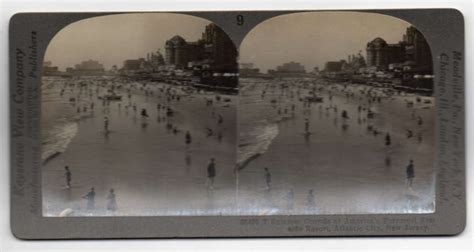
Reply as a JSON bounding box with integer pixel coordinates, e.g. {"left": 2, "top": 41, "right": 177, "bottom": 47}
{"left": 417, "top": 116, "right": 423, "bottom": 126}
{"left": 406, "top": 159, "right": 415, "bottom": 189}
{"left": 207, "top": 158, "right": 216, "bottom": 190}
{"left": 141, "top": 108, "right": 149, "bottom": 118}
{"left": 286, "top": 189, "right": 295, "bottom": 210}
{"left": 341, "top": 110, "right": 349, "bottom": 119}
{"left": 64, "top": 166, "right": 71, "bottom": 188}
{"left": 104, "top": 116, "right": 109, "bottom": 132}
{"left": 304, "top": 118, "right": 310, "bottom": 133}
{"left": 140, "top": 108, "right": 149, "bottom": 128}
{"left": 83, "top": 187, "right": 96, "bottom": 210}
{"left": 264, "top": 167, "right": 272, "bottom": 190}
{"left": 185, "top": 131, "right": 192, "bottom": 145}
{"left": 107, "top": 188, "right": 117, "bottom": 211}
{"left": 307, "top": 189, "right": 315, "bottom": 210}
{"left": 385, "top": 133, "right": 391, "bottom": 146}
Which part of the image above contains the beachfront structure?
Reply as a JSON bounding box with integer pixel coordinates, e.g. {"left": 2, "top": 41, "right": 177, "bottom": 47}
{"left": 403, "top": 26, "right": 433, "bottom": 72}
{"left": 239, "top": 62, "right": 262, "bottom": 77}
{"left": 364, "top": 26, "right": 433, "bottom": 92}
{"left": 324, "top": 61, "right": 345, "bottom": 72}
{"left": 267, "top": 61, "right": 308, "bottom": 77}
{"left": 66, "top": 60, "right": 105, "bottom": 76}
{"left": 276, "top": 61, "right": 306, "bottom": 73}
{"left": 164, "top": 23, "right": 238, "bottom": 72}
{"left": 146, "top": 50, "right": 166, "bottom": 69}
{"left": 120, "top": 58, "right": 150, "bottom": 76}
{"left": 346, "top": 52, "right": 366, "bottom": 71}
{"left": 366, "top": 37, "right": 405, "bottom": 69}
{"left": 165, "top": 36, "right": 200, "bottom": 68}
{"left": 366, "top": 26, "right": 432, "bottom": 72}
{"left": 42, "top": 61, "right": 60, "bottom": 76}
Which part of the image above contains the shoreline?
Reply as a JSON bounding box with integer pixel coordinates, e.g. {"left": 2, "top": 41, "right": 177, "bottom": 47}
{"left": 41, "top": 75, "right": 436, "bottom": 216}
{"left": 42, "top": 77, "right": 238, "bottom": 216}
{"left": 43, "top": 151, "right": 62, "bottom": 165}
{"left": 236, "top": 77, "right": 436, "bottom": 214}
{"left": 238, "top": 78, "right": 435, "bottom": 169}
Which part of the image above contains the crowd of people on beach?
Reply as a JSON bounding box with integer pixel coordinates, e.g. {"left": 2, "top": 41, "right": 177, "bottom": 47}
{"left": 62, "top": 165, "right": 117, "bottom": 212}
{"left": 47, "top": 75, "right": 432, "bottom": 215}
{"left": 51, "top": 76, "right": 233, "bottom": 214}
{"left": 259, "top": 167, "right": 317, "bottom": 210}
{"left": 237, "top": 77, "right": 432, "bottom": 211}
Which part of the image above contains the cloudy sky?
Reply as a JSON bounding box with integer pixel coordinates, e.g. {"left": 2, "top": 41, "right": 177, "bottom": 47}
{"left": 45, "top": 12, "right": 412, "bottom": 72}
{"left": 45, "top": 13, "right": 211, "bottom": 70}
{"left": 239, "top": 11, "right": 411, "bottom": 72}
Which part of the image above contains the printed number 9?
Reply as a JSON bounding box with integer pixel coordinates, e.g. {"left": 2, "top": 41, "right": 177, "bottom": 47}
{"left": 237, "top": 15, "right": 244, "bottom": 26}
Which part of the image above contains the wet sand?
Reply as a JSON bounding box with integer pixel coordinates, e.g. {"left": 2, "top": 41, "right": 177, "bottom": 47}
{"left": 237, "top": 77, "right": 435, "bottom": 215}
{"left": 42, "top": 76, "right": 435, "bottom": 216}
{"left": 42, "top": 77, "right": 237, "bottom": 216}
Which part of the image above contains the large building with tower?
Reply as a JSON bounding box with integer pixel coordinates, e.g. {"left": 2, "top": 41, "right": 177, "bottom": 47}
{"left": 164, "top": 23, "right": 237, "bottom": 72}
{"left": 403, "top": 26, "right": 433, "bottom": 71}
{"left": 365, "top": 26, "right": 432, "bottom": 72}
{"left": 366, "top": 38, "right": 405, "bottom": 69}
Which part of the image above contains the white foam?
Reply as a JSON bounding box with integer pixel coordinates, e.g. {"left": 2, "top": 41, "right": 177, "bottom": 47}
{"left": 42, "top": 121, "right": 79, "bottom": 162}
{"left": 238, "top": 121, "right": 279, "bottom": 167}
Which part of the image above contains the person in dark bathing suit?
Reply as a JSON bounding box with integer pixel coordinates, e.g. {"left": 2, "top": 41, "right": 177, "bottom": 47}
{"left": 64, "top": 166, "right": 71, "bottom": 188}
{"left": 264, "top": 167, "right": 271, "bottom": 190}
{"left": 185, "top": 131, "right": 192, "bottom": 145}
{"left": 406, "top": 159, "right": 415, "bottom": 188}
{"left": 107, "top": 188, "right": 117, "bottom": 211}
{"left": 83, "top": 187, "right": 96, "bottom": 210}
{"left": 207, "top": 158, "right": 216, "bottom": 190}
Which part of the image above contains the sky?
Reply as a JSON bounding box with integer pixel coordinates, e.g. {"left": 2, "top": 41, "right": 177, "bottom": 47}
{"left": 45, "top": 12, "right": 411, "bottom": 72}
{"left": 239, "top": 11, "right": 411, "bottom": 72}
{"left": 44, "top": 13, "right": 211, "bottom": 71}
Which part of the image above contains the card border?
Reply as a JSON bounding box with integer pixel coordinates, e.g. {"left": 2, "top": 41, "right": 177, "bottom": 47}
{"left": 9, "top": 9, "right": 465, "bottom": 239}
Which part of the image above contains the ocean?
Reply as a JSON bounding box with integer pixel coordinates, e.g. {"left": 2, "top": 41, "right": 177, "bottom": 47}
{"left": 41, "top": 75, "right": 436, "bottom": 215}
{"left": 41, "top": 76, "right": 114, "bottom": 163}
{"left": 236, "top": 77, "right": 436, "bottom": 214}
{"left": 237, "top": 78, "right": 303, "bottom": 168}
{"left": 41, "top": 77, "right": 80, "bottom": 163}
{"left": 42, "top": 75, "right": 241, "bottom": 216}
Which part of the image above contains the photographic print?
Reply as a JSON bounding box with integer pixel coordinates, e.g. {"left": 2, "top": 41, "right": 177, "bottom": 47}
{"left": 237, "top": 12, "right": 435, "bottom": 215}
{"left": 10, "top": 8, "right": 466, "bottom": 238}
{"left": 41, "top": 13, "right": 239, "bottom": 216}
{"left": 41, "top": 11, "right": 435, "bottom": 217}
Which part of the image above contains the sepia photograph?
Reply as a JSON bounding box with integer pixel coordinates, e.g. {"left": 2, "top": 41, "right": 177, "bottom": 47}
{"left": 238, "top": 11, "right": 435, "bottom": 214}
{"left": 41, "top": 13, "right": 239, "bottom": 216}
{"left": 41, "top": 11, "right": 435, "bottom": 217}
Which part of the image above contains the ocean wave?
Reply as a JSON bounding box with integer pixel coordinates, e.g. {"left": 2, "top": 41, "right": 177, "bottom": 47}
{"left": 238, "top": 121, "right": 279, "bottom": 169}
{"left": 42, "top": 120, "right": 78, "bottom": 164}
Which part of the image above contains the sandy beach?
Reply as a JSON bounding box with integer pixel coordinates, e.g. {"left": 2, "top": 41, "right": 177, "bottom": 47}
{"left": 42, "top": 75, "right": 435, "bottom": 216}
{"left": 42, "top": 76, "right": 237, "bottom": 216}
{"left": 237, "top": 77, "right": 435, "bottom": 215}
